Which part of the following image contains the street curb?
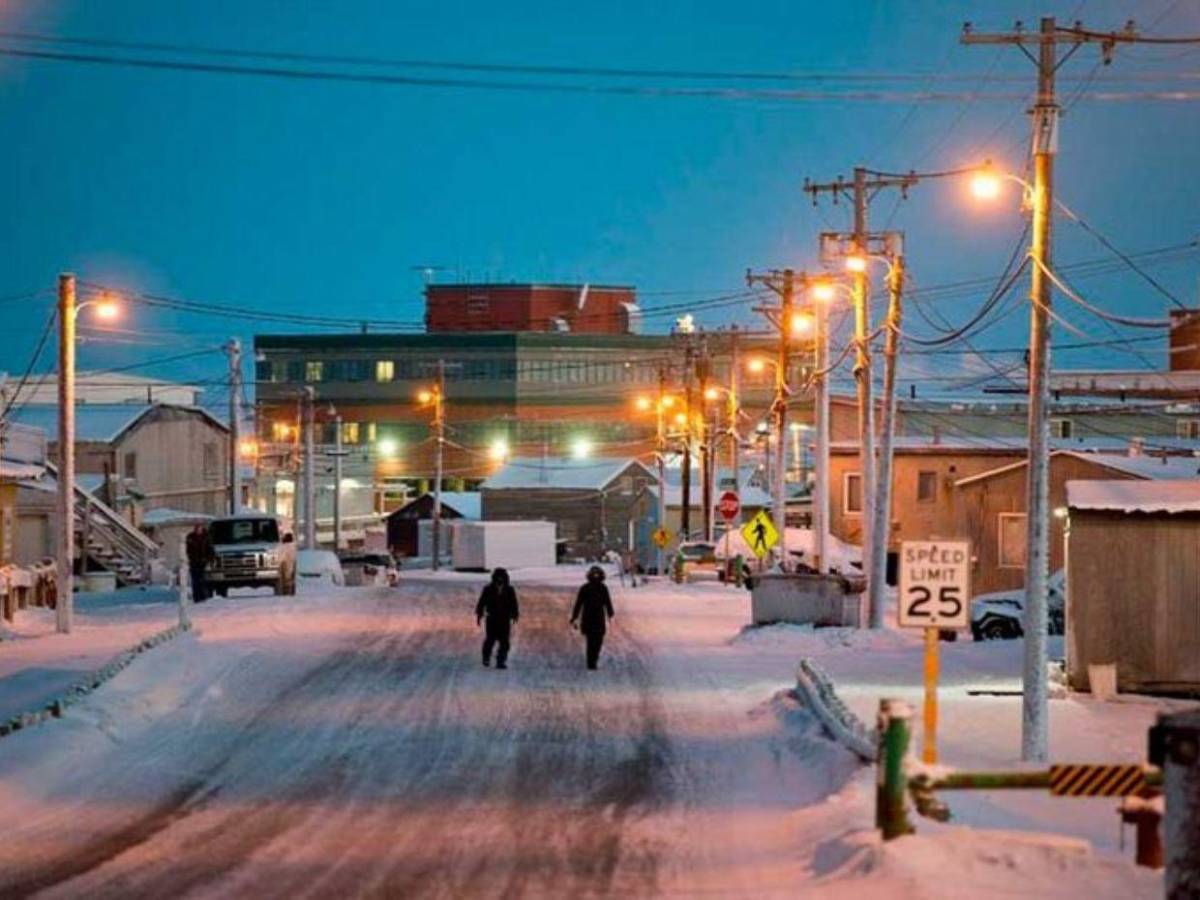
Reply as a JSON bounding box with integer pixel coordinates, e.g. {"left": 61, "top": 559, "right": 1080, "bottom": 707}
{"left": 794, "top": 658, "right": 878, "bottom": 762}
{"left": 0, "top": 621, "right": 194, "bottom": 739}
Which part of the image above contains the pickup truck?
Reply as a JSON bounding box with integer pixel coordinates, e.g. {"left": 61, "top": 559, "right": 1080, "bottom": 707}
{"left": 207, "top": 514, "right": 297, "bottom": 596}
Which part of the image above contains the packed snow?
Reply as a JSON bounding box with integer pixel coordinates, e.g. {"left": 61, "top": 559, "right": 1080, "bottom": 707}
{"left": 0, "top": 565, "right": 1184, "bottom": 897}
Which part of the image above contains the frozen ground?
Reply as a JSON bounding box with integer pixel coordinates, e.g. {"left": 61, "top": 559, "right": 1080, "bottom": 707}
{"left": 0, "top": 566, "right": 1184, "bottom": 897}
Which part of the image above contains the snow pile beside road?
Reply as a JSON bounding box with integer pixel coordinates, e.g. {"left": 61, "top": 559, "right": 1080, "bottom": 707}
{"left": 731, "top": 621, "right": 916, "bottom": 653}
{"left": 808, "top": 827, "right": 1160, "bottom": 899}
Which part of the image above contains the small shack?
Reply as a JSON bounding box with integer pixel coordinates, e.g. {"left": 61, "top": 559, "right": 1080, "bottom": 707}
{"left": 386, "top": 492, "right": 480, "bottom": 559}
{"left": 1065, "top": 479, "right": 1200, "bottom": 695}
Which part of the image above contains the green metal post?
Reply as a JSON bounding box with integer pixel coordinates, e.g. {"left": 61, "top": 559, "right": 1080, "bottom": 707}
{"left": 877, "top": 698, "right": 914, "bottom": 840}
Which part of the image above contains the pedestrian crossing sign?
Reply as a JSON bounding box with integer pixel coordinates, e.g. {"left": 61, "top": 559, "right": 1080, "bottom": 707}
{"left": 741, "top": 511, "right": 779, "bottom": 559}
{"left": 652, "top": 526, "right": 673, "bottom": 549}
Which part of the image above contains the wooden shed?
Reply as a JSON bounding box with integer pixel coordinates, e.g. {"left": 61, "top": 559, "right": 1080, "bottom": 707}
{"left": 1065, "top": 479, "right": 1200, "bottom": 695}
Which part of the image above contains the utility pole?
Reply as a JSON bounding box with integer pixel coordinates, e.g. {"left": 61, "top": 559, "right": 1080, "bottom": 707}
{"left": 55, "top": 273, "right": 76, "bottom": 634}
{"left": 332, "top": 412, "right": 344, "bottom": 551}
{"left": 698, "top": 335, "right": 713, "bottom": 543}
{"left": 872, "top": 255, "right": 905, "bottom": 604}
{"left": 804, "top": 169, "right": 913, "bottom": 626}
{"left": 225, "top": 338, "right": 242, "bottom": 514}
{"left": 431, "top": 359, "right": 446, "bottom": 571}
{"left": 812, "top": 292, "right": 830, "bottom": 574}
{"left": 728, "top": 328, "right": 741, "bottom": 501}
{"left": 681, "top": 338, "right": 694, "bottom": 541}
{"left": 656, "top": 364, "right": 668, "bottom": 577}
{"left": 962, "top": 13, "right": 1134, "bottom": 763}
{"left": 747, "top": 268, "right": 804, "bottom": 569}
{"left": 301, "top": 387, "right": 316, "bottom": 549}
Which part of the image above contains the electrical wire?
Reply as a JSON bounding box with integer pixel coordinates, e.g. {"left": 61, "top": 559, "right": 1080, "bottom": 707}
{"left": 0, "top": 306, "right": 58, "bottom": 420}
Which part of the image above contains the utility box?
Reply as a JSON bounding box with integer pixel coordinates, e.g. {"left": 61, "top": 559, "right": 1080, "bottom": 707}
{"left": 451, "top": 521, "right": 556, "bottom": 571}
{"left": 750, "top": 571, "right": 866, "bottom": 627}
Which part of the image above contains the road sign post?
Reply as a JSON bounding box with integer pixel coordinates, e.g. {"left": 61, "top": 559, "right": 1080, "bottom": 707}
{"left": 899, "top": 540, "right": 971, "bottom": 765}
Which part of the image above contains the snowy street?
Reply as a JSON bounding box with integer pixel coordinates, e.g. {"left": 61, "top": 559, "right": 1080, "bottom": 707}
{"left": 0, "top": 576, "right": 845, "bottom": 898}
{"left": 0, "top": 571, "right": 1179, "bottom": 898}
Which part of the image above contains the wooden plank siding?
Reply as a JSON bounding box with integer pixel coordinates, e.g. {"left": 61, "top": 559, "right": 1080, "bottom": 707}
{"left": 955, "top": 454, "right": 1144, "bottom": 596}
{"left": 1067, "top": 509, "right": 1200, "bottom": 694}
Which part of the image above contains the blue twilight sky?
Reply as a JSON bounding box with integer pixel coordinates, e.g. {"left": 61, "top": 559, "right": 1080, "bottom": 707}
{"left": 1, "top": 0, "right": 1198, "bottom": 401}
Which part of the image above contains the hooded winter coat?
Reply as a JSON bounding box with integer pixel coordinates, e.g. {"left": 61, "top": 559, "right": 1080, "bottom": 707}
{"left": 475, "top": 569, "right": 520, "bottom": 625}
{"left": 571, "top": 579, "right": 614, "bottom": 636}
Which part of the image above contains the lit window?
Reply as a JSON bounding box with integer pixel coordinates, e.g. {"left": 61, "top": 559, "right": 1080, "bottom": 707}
{"left": 843, "top": 472, "right": 863, "bottom": 515}
{"left": 375, "top": 360, "right": 394, "bottom": 383}
{"left": 1177, "top": 419, "right": 1200, "bottom": 440}
{"left": 366, "top": 422, "right": 378, "bottom": 443}
{"left": 305, "top": 361, "right": 324, "bottom": 383}
{"left": 1049, "top": 418, "right": 1073, "bottom": 440}
{"left": 998, "top": 513, "right": 1028, "bottom": 569}
{"left": 342, "top": 422, "right": 360, "bottom": 444}
{"left": 916, "top": 471, "right": 937, "bottom": 503}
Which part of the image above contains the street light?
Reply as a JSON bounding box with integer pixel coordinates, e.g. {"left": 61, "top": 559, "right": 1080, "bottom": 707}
{"left": 790, "top": 312, "right": 814, "bottom": 336}
{"left": 376, "top": 437, "right": 399, "bottom": 459}
{"left": 635, "top": 395, "right": 653, "bottom": 412}
{"left": 845, "top": 255, "right": 868, "bottom": 273}
{"left": 489, "top": 438, "right": 510, "bottom": 462}
{"left": 571, "top": 437, "right": 592, "bottom": 459}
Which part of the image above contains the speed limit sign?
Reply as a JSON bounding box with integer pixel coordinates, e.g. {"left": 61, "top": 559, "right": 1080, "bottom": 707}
{"left": 898, "top": 540, "right": 971, "bottom": 630}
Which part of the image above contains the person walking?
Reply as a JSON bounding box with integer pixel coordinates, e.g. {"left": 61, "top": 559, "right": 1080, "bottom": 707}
{"left": 475, "top": 567, "right": 519, "bottom": 669}
{"left": 570, "top": 565, "right": 614, "bottom": 671}
{"left": 184, "top": 523, "right": 214, "bottom": 603}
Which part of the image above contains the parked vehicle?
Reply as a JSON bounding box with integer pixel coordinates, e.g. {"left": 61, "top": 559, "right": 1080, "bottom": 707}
{"left": 339, "top": 552, "right": 399, "bottom": 587}
{"left": 970, "top": 571, "right": 1065, "bottom": 641}
{"left": 678, "top": 541, "right": 718, "bottom": 565}
{"left": 207, "top": 514, "right": 296, "bottom": 597}
{"left": 296, "top": 549, "right": 346, "bottom": 587}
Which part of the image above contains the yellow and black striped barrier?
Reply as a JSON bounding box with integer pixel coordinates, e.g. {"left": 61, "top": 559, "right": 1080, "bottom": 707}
{"left": 1049, "top": 763, "right": 1147, "bottom": 797}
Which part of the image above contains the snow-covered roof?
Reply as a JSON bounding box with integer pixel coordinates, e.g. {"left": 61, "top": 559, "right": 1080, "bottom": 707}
{"left": 1067, "top": 479, "right": 1200, "bottom": 514}
{"left": 482, "top": 457, "right": 654, "bottom": 492}
{"left": 423, "top": 491, "right": 481, "bottom": 520}
{"left": 654, "top": 482, "right": 772, "bottom": 509}
{"left": 0, "top": 459, "right": 45, "bottom": 480}
{"left": 9, "top": 403, "right": 226, "bottom": 444}
{"left": 141, "top": 507, "right": 214, "bottom": 526}
{"left": 955, "top": 450, "right": 1200, "bottom": 488}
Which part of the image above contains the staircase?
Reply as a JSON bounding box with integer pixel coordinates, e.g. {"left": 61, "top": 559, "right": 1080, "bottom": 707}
{"left": 45, "top": 463, "right": 161, "bottom": 585}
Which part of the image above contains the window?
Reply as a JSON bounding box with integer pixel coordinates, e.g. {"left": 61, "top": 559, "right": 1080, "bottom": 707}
{"left": 467, "top": 293, "right": 489, "bottom": 314}
{"left": 843, "top": 472, "right": 863, "bottom": 515}
{"left": 343, "top": 422, "right": 360, "bottom": 445}
{"left": 123, "top": 451, "right": 138, "bottom": 480}
{"left": 1049, "top": 418, "right": 1073, "bottom": 440}
{"left": 366, "top": 422, "right": 378, "bottom": 443}
{"left": 1177, "top": 419, "right": 1200, "bottom": 440}
{"left": 305, "top": 360, "right": 324, "bottom": 383}
{"left": 203, "top": 443, "right": 218, "bottom": 480}
{"left": 916, "top": 470, "right": 937, "bottom": 503}
{"left": 998, "top": 513, "right": 1028, "bottom": 569}
{"left": 375, "top": 360, "right": 395, "bottom": 383}
{"left": 272, "top": 421, "right": 294, "bottom": 442}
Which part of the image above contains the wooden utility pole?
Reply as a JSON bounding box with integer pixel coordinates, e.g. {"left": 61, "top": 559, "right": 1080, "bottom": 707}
{"left": 656, "top": 364, "right": 668, "bottom": 577}
{"left": 962, "top": 14, "right": 1135, "bottom": 762}
{"left": 681, "top": 338, "right": 694, "bottom": 541}
{"left": 225, "top": 338, "right": 242, "bottom": 514}
{"left": 301, "top": 387, "right": 316, "bottom": 549}
{"left": 431, "top": 359, "right": 446, "bottom": 571}
{"left": 55, "top": 273, "right": 75, "bottom": 634}
{"left": 728, "top": 328, "right": 741, "bottom": 502}
{"left": 698, "top": 334, "right": 713, "bottom": 543}
{"left": 873, "top": 255, "right": 905, "bottom": 600}
{"left": 812, "top": 290, "right": 830, "bottom": 574}
{"left": 803, "top": 170, "right": 912, "bottom": 627}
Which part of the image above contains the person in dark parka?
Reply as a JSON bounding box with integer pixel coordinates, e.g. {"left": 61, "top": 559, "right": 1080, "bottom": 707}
{"left": 475, "top": 567, "right": 519, "bottom": 669}
{"left": 570, "top": 565, "right": 615, "bottom": 670}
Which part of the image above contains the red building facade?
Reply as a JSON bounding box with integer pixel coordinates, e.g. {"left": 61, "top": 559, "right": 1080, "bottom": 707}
{"left": 425, "top": 283, "right": 639, "bottom": 335}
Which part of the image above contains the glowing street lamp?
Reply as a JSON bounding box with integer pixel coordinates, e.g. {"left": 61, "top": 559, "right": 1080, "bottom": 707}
{"left": 237, "top": 438, "right": 259, "bottom": 459}
{"left": 376, "top": 437, "right": 399, "bottom": 459}
{"left": 635, "top": 395, "right": 653, "bottom": 412}
{"left": 489, "top": 438, "right": 510, "bottom": 462}
{"left": 845, "top": 255, "right": 868, "bottom": 273}
{"left": 703, "top": 386, "right": 720, "bottom": 402}
{"left": 811, "top": 281, "right": 837, "bottom": 303}
{"left": 571, "top": 437, "right": 593, "bottom": 459}
{"left": 416, "top": 389, "right": 434, "bottom": 406}
{"left": 970, "top": 169, "right": 1003, "bottom": 201}
{"left": 746, "top": 357, "right": 768, "bottom": 375}
{"left": 790, "top": 312, "right": 814, "bottom": 336}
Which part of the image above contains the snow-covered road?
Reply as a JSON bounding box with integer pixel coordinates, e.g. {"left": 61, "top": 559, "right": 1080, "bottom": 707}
{"left": 0, "top": 579, "right": 814, "bottom": 898}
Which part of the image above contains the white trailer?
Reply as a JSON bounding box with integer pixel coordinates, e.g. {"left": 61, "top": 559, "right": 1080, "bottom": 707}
{"left": 451, "top": 521, "right": 556, "bottom": 571}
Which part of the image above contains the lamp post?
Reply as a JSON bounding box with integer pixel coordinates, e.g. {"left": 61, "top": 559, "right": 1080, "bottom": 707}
{"left": 55, "top": 277, "right": 120, "bottom": 633}
{"left": 417, "top": 363, "right": 446, "bottom": 570}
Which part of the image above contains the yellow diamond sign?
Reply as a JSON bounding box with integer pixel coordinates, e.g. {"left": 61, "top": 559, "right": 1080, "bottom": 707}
{"left": 741, "top": 510, "right": 779, "bottom": 559}
{"left": 652, "top": 526, "right": 673, "bottom": 549}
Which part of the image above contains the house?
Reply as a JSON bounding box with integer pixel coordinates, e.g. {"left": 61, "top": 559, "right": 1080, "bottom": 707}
{"left": 481, "top": 457, "right": 657, "bottom": 564}
{"left": 954, "top": 450, "right": 1200, "bottom": 596}
{"left": 1064, "top": 479, "right": 1200, "bottom": 695}
{"left": 9, "top": 402, "right": 230, "bottom": 519}
{"left": 1, "top": 422, "right": 49, "bottom": 566}
{"left": 386, "top": 492, "right": 481, "bottom": 559}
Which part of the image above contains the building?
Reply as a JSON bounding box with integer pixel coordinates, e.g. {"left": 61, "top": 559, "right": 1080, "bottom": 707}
{"left": 0, "top": 422, "right": 48, "bottom": 566}
{"left": 9, "top": 402, "right": 230, "bottom": 519}
{"left": 425, "top": 283, "right": 640, "bottom": 335}
{"left": 480, "top": 457, "right": 657, "bottom": 564}
{"left": 1065, "top": 479, "right": 1200, "bottom": 695}
{"left": 386, "top": 492, "right": 481, "bottom": 559}
{"left": 253, "top": 330, "right": 779, "bottom": 504}
{"left": 954, "top": 449, "right": 1200, "bottom": 596}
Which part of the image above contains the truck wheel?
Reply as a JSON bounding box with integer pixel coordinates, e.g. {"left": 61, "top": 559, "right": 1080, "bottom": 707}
{"left": 978, "top": 615, "right": 1021, "bottom": 641}
{"left": 216, "top": 587, "right": 228, "bottom": 598}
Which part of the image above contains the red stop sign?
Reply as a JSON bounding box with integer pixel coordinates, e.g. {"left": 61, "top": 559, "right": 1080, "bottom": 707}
{"left": 718, "top": 491, "right": 740, "bottom": 522}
